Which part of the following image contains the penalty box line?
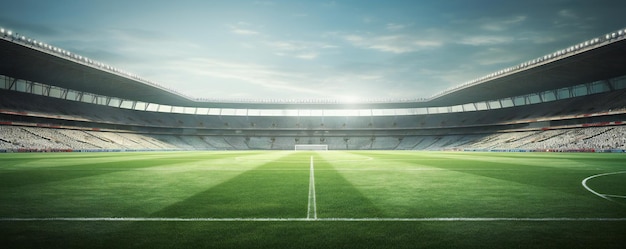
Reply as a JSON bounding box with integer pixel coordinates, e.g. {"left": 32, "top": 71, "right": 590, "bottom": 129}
{"left": 2, "top": 217, "right": 626, "bottom": 222}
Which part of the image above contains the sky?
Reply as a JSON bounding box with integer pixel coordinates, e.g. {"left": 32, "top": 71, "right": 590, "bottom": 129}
{"left": 0, "top": 0, "right": 625, "bottom": 101}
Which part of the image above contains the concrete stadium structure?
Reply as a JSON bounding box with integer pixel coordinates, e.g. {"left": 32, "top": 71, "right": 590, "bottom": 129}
{"left": 1, "top": 27, "right": 626, "bottom": 152}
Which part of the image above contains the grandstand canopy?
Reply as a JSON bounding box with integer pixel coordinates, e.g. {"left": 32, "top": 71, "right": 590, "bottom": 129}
{"left": 428, "top": 39, "right": 626, "bottom": 106}
{"left": 0, "top": 39, "right": 194, "bottom": 106}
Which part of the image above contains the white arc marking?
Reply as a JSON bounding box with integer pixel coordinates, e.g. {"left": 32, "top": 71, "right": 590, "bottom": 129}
{"left": 582, "top": 171, "right": 626, "bottom": 201}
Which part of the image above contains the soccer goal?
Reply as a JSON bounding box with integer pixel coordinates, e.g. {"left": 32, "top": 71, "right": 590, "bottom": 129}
{"left": 294, "top": 144, "right": 328, "bottom": 151}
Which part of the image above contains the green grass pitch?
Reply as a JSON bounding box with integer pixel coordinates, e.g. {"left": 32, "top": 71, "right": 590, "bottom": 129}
{"left": 1, "top": 151, "right": 625, "bottom": 248}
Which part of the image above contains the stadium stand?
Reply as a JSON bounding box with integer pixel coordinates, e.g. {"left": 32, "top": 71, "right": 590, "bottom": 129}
{"left": 2, "top": 27, "right": 626, "bottom": 153}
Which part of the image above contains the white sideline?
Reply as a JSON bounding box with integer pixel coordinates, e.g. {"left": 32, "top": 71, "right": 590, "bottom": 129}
{"left": 307, "top": 156, "right": 317, "bottom": 220}
{"left": 582, "top": 171, "right": 626, "bottom": 201}
{"left": 2, "top": 217, "right": 626, "bottom": 222}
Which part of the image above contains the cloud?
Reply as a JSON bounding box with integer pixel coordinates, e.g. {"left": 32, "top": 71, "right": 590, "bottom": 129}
{"left": 458, "top": 35, "right": 514, "bottom": 46}
{"left": 295, "top": 52, "right": 318, "bottom": 60}
{"left": 163, "top": 58, "right": 329, "bottom": 98}
{"left": 0, "top": 17, "right": 60, "bottom": 37}
{"left": 344, "top": 34, "right": 442, "bottom": 54}
{"left": 266, "top": 41, "right": 306, "bottom": 51}
{"left": 253, "top": 1, "right": 275, "bottom": 5}
{"left": 471, "top": 48, "right": 521, "bottom": 66}
{"left": 265, "top": 40, "right": 335, "bottom": 60}
{"left": 552, "top": 9, "right": 592, "bottom": 30}
{"left": 558, "top": 9, "right": 577, "bottom": 19}
{"left": 231, "top": 28, "right": 259, "bottom": 35}
{"left": 386, "top": 23, "right": 407, "bottom": 31}
{"left": 229, "top": 22, "right": 261, "bottom": 36}
{"left": 480, "top": 15, "right": 527, "bottom": 31}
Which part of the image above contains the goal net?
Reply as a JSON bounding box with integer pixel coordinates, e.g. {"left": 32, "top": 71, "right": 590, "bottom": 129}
{"left": 294, "top": 144, "right": 328, "bottom": 151}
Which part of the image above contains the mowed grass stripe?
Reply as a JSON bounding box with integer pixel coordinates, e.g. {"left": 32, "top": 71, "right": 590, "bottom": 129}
{"left": 325, "top": 152, "right": 543, "bottom": 218}
{"left": 330, "top": 151, "right": 626, "bottom": 218}
{"left": 149, "top": 152, "right": 311, "bottom": 218}
{"left": 0, "top": 151, "right": 625, "bottom": 249}
{"left": 0, "top": 151, "right": 257, "bottom": 169}
{"left": 0, "top": 152, "right": 278, "bottom": 217}
{"left": 0, "top": 152, "right": 261, "bottom": 188}
{"left": 1, "top": 151, "right": 624, "bottom": 219}
{"left": 313, "top": 152, "right": 385, "bottom": 218}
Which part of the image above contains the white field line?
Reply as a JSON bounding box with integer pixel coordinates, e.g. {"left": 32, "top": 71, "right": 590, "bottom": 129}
{"left": 581, "top": 171, "right": 626, "bottom": 201}
{"left": 307, "top": 156, "right": 317, "bottom": 220}
{"left": 1, "top": 217, "right": 626, "bottom": 222}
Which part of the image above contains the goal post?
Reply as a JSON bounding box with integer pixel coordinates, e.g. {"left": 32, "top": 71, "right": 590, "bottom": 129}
{"left": 294, "top": 144, "right": 328, "bottom": 151}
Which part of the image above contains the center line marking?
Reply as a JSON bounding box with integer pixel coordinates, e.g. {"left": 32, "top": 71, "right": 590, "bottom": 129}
{"left": 307, "top": 156, "right": 317, "bottom": 220}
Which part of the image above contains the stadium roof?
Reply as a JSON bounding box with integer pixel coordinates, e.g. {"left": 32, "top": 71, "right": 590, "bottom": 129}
{"left": 428, "top": 33, "right": 626, "bottom": 106}
{"left": 2, "top": 1, "right": 626, "bottom": 103}
{"left": 2, "top": 28, "right": 626, "bottom": 109}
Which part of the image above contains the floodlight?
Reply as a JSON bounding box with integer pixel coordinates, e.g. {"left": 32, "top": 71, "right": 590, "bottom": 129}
{"left": 7, "top": 30, "right": 12, "bottom": 36}
{"left": 0, "top": 28, "right": 4, "bottom": 34}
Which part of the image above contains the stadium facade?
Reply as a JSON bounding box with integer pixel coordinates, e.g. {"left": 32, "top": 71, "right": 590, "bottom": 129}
{"left": 1, "top": 27, "right": 626, "bottom": 152}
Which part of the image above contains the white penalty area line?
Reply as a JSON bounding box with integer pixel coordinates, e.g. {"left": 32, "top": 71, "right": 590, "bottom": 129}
{"left": 2, "top": 217, "right": 626, "bottom": 222}
{"left": 307, "top": 156, "right": 317, "bottom": 220}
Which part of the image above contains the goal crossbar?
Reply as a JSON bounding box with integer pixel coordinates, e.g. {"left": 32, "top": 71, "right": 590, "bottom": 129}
{"left": 295, "top": 144, "right": 328, "bottom": 151}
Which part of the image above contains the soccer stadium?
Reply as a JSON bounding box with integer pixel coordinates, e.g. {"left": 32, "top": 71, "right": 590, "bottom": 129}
{"left": 1, "top": 3, "right": 626, "bottom": 249}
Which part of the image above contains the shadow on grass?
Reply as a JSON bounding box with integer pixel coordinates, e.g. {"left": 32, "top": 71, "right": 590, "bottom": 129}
{"left": 349, "top": 151, "right": 626, "bottom": 215}
{"left": 149, "top": 153, "right": 311, "bottom": 218}
{"left": 354, "top": 151, "right": 604, "bottom": 196}
{"left": 0, "top": 153, "right": 243, "bottom": 188}
{"left": 313, "top": 154, "right": 385, "bottom": 218}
